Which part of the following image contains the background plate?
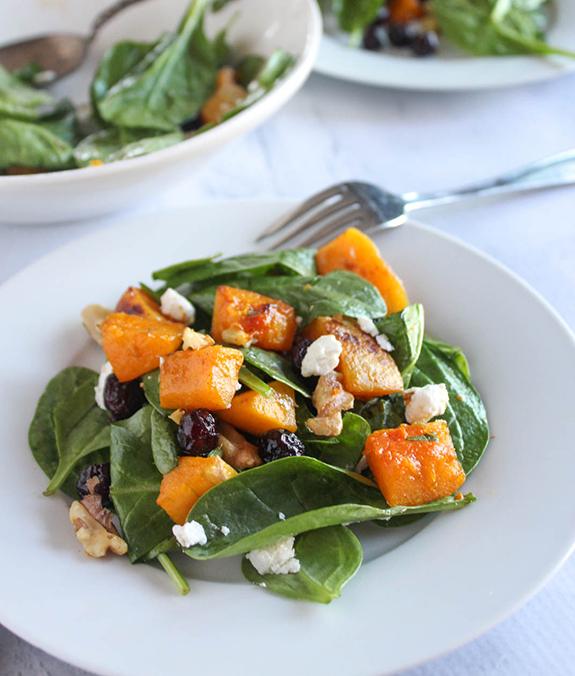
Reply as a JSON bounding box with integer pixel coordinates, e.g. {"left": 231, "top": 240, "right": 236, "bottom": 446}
{"left": 1, "top": 200, "right": 575, "bottom": 676}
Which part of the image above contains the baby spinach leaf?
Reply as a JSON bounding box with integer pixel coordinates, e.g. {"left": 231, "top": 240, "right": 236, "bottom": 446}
{"left": 151, "top": 409, "right": 179, "bottom": 474}
{"left": 238, "top": 366, "right": 274, "bottom": 397}
{"left": 183, "top": 456, "right": 476, "bottom": 560}
{"left": 96, "top": 0, "right": 221, "bottom": 131}
{"left": 242, "top": 526, "right": 363, "bottom": 603}
{"left": 306, "top": 413, "right": 371, "bottom": 470}
{"left": 0, "top": 63, "right": 65, "bottom": 121}
{"left": 358, "top": 393, "right": 406, "bottom": 431}
{"left": 411, "top": 339, "right": 489, "bottom": 474}
{"left": 43, "top": 377, "right": 110, "bottom": 495}
{"left": 423, "top": 335, "right": 470, "bottom": 380}
{"left": 432, "top": 0, "right": 575, "bottom": 58}
{"left": 190, "top": 271, "right": 387, "bottom": 325}
{"left": 110, "top": 407, "right": 176, "bottom": 562}
{"left": 142, "top": 369, "right": 175, "bottom": 416}
{"left": 152, "top": 249, "right": 316, "bottom": 290}
{"left": 239, "top": 346, "right": 312, "bottom": 397}
{"left": 0, "top": 118, "right": 75, "bottom": 170}
{"left": 29, "top": 367, "right": 110, "bottom": 499}
{"left": 236, "top": 54, "right": 266, "bottom": 87}
{"left": 73, "top": 127, "right": 184, "bottom": 167}
{"left": 376, "top": 304, "right": 424, "bottom": 387}
{"left": 330, "top": 0, "right": 384, "bottom": 43}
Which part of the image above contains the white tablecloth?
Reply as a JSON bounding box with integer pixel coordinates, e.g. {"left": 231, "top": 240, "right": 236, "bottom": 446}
{"left": 1, "top": 71, "right": 575, "bottom": 676}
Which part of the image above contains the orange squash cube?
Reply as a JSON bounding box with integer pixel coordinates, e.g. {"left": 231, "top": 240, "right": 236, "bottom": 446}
{"left": 211, "top": 286, "right": 297, "bottom": 351}
{"left": 159, "top": 345, "right": 243, "bottom": 411}
{"left": 388, "top": 0, "right": 425, "bottom": 24}
{"left": 157, "top": 456, "right": 237, "bottom": 525}
{"left": 315, "top": 228, "right": 409, "bottom": 315}
{"left": 364, "top": 421, "right": 465, "bottom": 507}
{"left": 101, "top": 312, "right": 185, "bottom": 382}
{"left": 303, "top": 316, "right": 403, "bottom": 400}
{"left": 115, "top": 286, "right": 166, "bottom": 322}
{"left": 218, "top": 381, "right": 297, "bottom": 436}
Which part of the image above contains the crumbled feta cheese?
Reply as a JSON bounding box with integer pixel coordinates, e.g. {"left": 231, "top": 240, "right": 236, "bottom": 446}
{"left": 301, "top": 335, "right": 342, "bottom": 377}
{"left": 404, "top": 384, "right": 449, "bottom": 424}
{"left": 357, "top": 315, "right": 378, "bottom": 337}
{"left": 94, "top": 361, "right": 114, "bottom": 410}
{"left": 376, "top": 332, "right": 394, "bottom": 352}
{"left": 355, "top": 456, "right": 368, "bottom": 474}
{"left": 220, "top": 526, "right": 230, "bottom": 536}
{"left": 246, "top": 536, "right": 301, "bottom": 575}
{"left": 160, "top": 288, "right": 195, "bottom": 325}
{"left": 278, "top": 512, "right": 286, "bottom": 521}
{"left": 172, "top": 520, "right": 207, "bottom": 548}
{"left": 295, "top": 316, "right": 303, "bottom": 326}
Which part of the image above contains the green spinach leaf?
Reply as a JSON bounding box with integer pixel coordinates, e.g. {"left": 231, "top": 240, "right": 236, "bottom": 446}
{"left": 411, "top": 339, "right": 489, "bottom": 474}
{"left": 357, "top": 392, "right": 406, "bottom": 431}
{"left": 151, "top": 409, "right": 179, "bottom": 474}
{"left": 242, "top": 525, "right": 363, "bottom": 603}
{"left": 142, "top": 369, "right": 174, "bottom": 416}
{"left": 306, "top": 413, "right": 371, "bottom": 470}
{"left": 376, "top": 304, "right": 424, "bottom": 387}
{"left": 29, "top": 367, "right": 110, "bottom": 499}
{"left": 423, "top": 335, "right": 471, "bottom": 380}
{"left": 0, "top": 118, "right": 75, "bottom": 170}
{"left": 239, "top": 346, "right": 312, "bottom": 397}
{"left": 0, "top": 63, "right": 65, "bottom": 121}
{"left": 183, "top": 456, "right": 476, "bottom": 559}
{"left": 110, "top": 407, "right": 176, "bottom": 562}
{"left": 330, "top": 0, "right": 384, "bottom": 43}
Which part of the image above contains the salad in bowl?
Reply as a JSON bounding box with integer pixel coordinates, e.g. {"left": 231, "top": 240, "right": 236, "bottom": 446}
{"left": 29, "top": 226, "right": 489, "bottom": 603}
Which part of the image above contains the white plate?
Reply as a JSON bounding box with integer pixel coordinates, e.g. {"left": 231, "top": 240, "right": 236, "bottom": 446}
{"left": 315, "top": 2, "right": 575, "bottom": 90}
{"left": 1, "top": 200, "right": 575, "bottom": 676}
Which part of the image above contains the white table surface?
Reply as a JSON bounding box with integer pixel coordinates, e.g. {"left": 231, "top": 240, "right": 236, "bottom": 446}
{"left": 1, "top": 70, "right": 575, "bottom": 676}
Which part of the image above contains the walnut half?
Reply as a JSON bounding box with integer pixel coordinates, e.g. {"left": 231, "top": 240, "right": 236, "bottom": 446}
{"left": 69, "top": 501, "right": 127, "bottom": 558}
{"left": 218, "top": 421, "right": 262, "bottom": 470}
{"left": 81, "top": 304, "right": 112, "bottom": 345}
{"left": 307, "top": 371, "right": 354, "bottom": 437}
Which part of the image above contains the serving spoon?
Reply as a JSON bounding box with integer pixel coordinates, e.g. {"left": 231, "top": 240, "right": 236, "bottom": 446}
{"left": 0, "top": 0, "right": 149, "bottom": 84}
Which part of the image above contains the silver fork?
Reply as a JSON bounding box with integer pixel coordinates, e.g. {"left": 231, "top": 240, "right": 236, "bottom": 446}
{"left": 257, "top": 149, "right": 575, "bottom": 249}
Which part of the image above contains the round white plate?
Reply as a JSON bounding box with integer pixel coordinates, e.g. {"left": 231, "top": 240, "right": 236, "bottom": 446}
{"left": 1, "top": 200, "right": 575, "bottom": 676}
{"left": 315, "top": 2, "right": 575, "bottom": 90}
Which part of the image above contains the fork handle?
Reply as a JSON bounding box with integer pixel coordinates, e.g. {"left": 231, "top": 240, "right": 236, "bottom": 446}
{"left": 402, "top": 149, "right": 575, "bottom": 211}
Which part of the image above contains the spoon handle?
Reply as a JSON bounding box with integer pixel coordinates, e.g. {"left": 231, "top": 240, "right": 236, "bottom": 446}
{"left": 89, "top": 0, "right": 152, "bottom": 41}
{"left": 402, "top": 149, "right": 575, "bottom": 211}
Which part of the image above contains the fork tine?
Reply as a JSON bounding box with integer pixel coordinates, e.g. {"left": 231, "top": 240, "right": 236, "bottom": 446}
{"left": 255, "top": 184, "right": 348, "bottom": 241}
{"left": 265, "top": 195, "right": 359, "bottom": 250}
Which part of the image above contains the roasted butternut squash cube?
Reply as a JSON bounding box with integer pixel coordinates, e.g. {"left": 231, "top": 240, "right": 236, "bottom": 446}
{"left": 303, "top": 316, "right": 403, "bottom": 400}
{"left": 211, "top": 286, "right": 297, "bottom": 351}
{"left": 115, "top": 286, "right": 166, "bottom": 322}
{"left": 157, "top": 456, "right": 237, "bottom": 525}
{"left": 388, "top": 0, "right": 425, "bottom": 24}
{"left": 364, "top": 421, "right": 465, "bottom": 507}
{"left": 101, "top": 312, "right": 185, "bottom": 382}
{"left": 218, "top": 381, "right": 297, "bottom": 436}
{"left": 201, "top": 67, "right": 247, "bottom": 125}
{"left": 159, "top": 345, "right": 243, "bottom": 411}
{"left": 315, "top": 228, "right": 409, "bottom": 315}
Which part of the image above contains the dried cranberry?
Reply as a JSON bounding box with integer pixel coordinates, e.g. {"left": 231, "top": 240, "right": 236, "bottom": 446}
{"left": 291, "top": 334, "right": 313, "bottom": 375}
{"left": 363, "top": 25, "right": 382, "bottom": 51}
{"left": 77, "top": 463, "right": 111, "bottom": 503}
{"left": 410, "top": 31, "right": 439, "bottom": 57}
{"left": 104, "top": 374, "right": 145, "bottom": 421}
{"left": 387, "top": 23, "right": 416, "bottom": 47}
{"left": 258, "top": 429, "right": 305, "bottom": 463}
{"left": 177, "top": 410, "right": 219, "bottom": 457}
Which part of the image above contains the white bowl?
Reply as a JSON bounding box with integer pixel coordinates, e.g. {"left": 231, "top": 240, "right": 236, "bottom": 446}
{"left": 0, "top": 0, "right": 322, "bottom": 224}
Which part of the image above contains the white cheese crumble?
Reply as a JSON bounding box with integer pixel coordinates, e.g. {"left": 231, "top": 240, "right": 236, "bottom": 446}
{"left": 246, "top": 536, "right": 301, "bottom": 576}
{"left": 404, "top": 384, "right": 449, "bottom": 424}
{"left": 220, "top": 526, "right": 230, "bottom": 536}
{"left": 278, "top": 512, "right": 286, "bottom": 521}
{"left": 172, "top": 520, "right": 207, "bottom": 548}
{"left": 376, "top": 332, "right": 394, "bottom": 352}
{"left": 160, "top": 288, "right": 196, "bottom": 325}
{"left": 94, "top": 361, "right": 114, "bottom": 410}
{"left": 301, "top": 335, "right": 342, "bottom": 378}
{"left": 357, "top": 315, "right": 378, "bottom": 337}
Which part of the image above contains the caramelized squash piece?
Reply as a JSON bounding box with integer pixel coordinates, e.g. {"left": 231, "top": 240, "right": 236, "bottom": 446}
{"left": 218, "top": 381, "right": 297, "bottom": 436}
{"left": 211, "top": 286, "right": 297, "bottom": 351}
{"left": 388, "top": 0, "right": 425, "bottom": 24}
{"left": 159, "top": 345, "right": 243, "bottom": 411}
{"left": 364, "top": 421, "right": 465, "bottom": 507}
{"left": 157, "top": 456, "right": 237, "bottom": 525}
{"left": 101, "top": 312, "right": 184, "bottom": 382}
{"left": 201, "top": 68, "right": 247, "bottom": 125}
{"left": 315, "top": 228, "right": 408, "bottom": 315}
{"left": 116, "top": 287, "right": 166, "bottom": 322}
{"left": 303, "top": 316, "right": 403, "bottom": 400}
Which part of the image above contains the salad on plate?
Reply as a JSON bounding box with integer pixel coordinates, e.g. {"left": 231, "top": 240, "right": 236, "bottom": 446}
{"left": 29, "top": 227, "right": 489, "bottom": 603}
{"left": 0, "top": 0, "right": 293, "bottom": 175}
{"left": 321, "top": 0, "right": 575, "bottom": 60}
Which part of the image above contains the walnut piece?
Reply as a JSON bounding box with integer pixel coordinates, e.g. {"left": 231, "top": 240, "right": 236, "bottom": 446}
{"left": 307, "top": 371, "right": 354, "bottom": 437}
{"left": 169, "top": 409, "right": 185, "bottom": 425}
{"left": 81, "top": 304, "right": 112, "bottom": 345}
{"left": 221, "top": 325, "right": 255, "bottom": 347}
{"left": 218, "top": 420, "right": 262, "bottom": 470}
{"left": 182, "top": 328, "right": 215, "bottom": 351}
{"left": 69, "top": 501, "right": 127, "bottom": 558}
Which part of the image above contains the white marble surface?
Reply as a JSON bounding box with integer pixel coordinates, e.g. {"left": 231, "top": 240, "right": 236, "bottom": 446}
{"left": 1, "top": 70, "right": 575, "bottom": 675}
